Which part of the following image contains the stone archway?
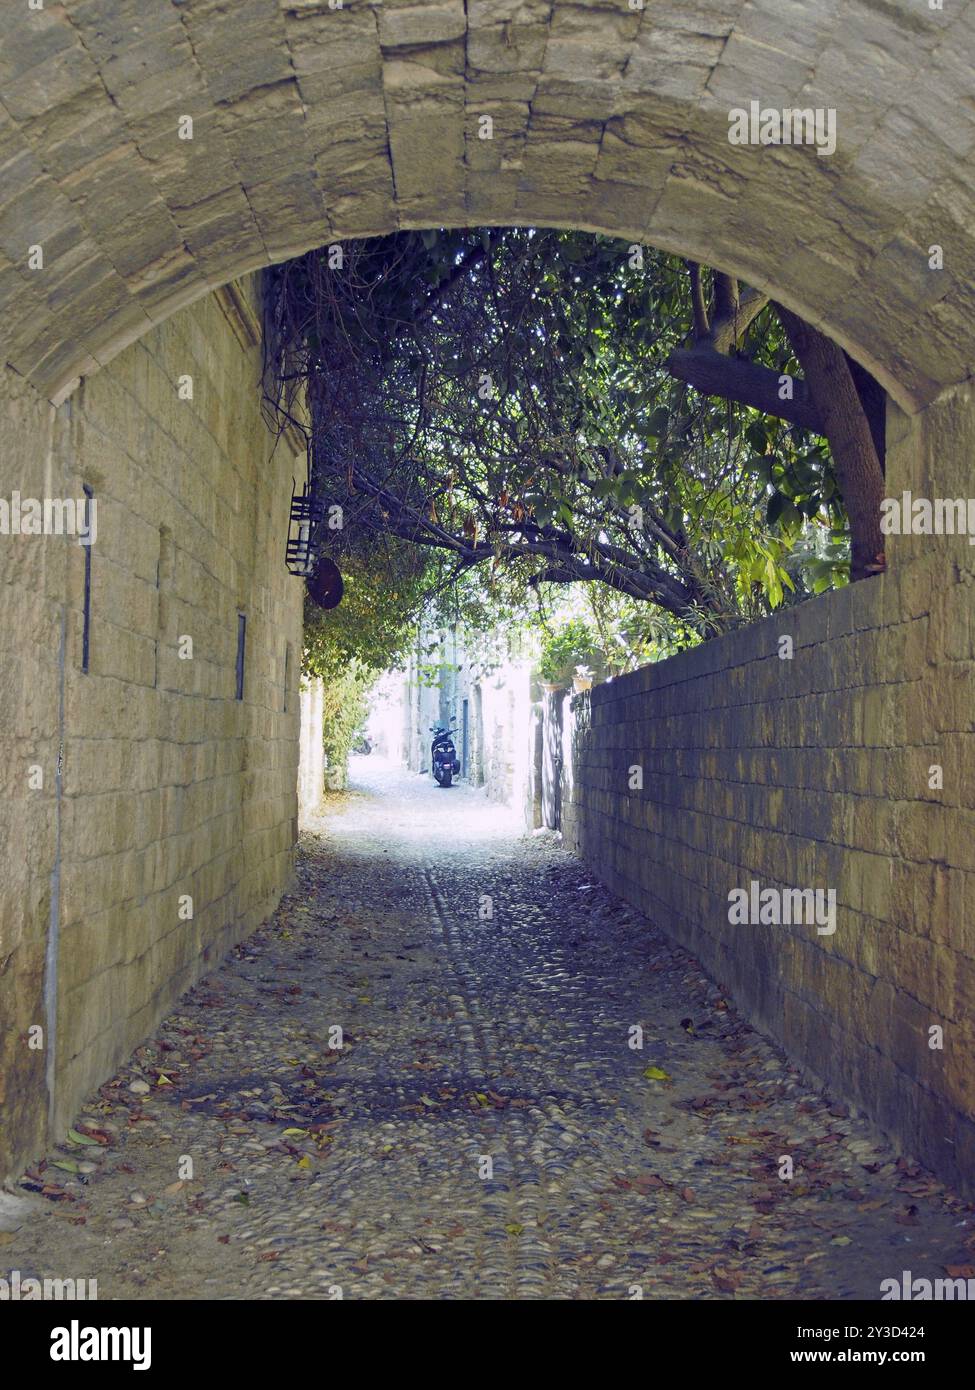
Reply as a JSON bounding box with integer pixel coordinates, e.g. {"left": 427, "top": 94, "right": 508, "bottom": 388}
{"left": 2, "top": 0, "right": 975, "bottom": 1194}
{"left": 0, "top": 0, "right": 971, "bottom": 408}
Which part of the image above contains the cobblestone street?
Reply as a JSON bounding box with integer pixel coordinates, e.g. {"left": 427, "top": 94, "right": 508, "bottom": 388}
{"left": 5, "top": 761, "right": 972, "bottom": 1300}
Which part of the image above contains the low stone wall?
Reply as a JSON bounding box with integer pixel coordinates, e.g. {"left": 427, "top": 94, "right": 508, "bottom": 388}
{"left": 0, "top": 277, "right": 304, "bottom": 1182}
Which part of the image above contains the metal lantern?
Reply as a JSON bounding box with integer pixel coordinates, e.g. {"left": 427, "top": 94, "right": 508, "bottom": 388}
{"left": 307, "top": 556, "right": 344, "bottom": 609}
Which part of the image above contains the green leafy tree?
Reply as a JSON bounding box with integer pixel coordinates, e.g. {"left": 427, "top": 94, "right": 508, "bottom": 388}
{"left": 264, "top": 228, "right": 879, "bottom": 645}
{"left": 537, "top": 619, "right": 603, "bottom": 685}
{"left": 300, "top": 538, "right": 428, "bottom": 782}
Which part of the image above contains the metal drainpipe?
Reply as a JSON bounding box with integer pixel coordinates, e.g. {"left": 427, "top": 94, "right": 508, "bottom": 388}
{"left": 44, "top": 397, "right": 71, "bottom": 1131}
{"left": 45, "top": 602, "right": 66, "bottom": 1130}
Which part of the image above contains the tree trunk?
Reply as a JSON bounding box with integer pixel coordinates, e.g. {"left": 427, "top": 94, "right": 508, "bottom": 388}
{"left": 845, "top": 352, "right": 886, "bottom": 471}
{"left": 774, "top": 306, "right": 886, "bottom": 581}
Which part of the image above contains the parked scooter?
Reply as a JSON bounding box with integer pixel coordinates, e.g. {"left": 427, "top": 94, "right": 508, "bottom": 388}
{"left": 429, "top": 721, "right": 461, "bottom": 787}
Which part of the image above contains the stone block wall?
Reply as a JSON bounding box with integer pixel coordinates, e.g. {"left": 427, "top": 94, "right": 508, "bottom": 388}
{"left": 0, "top": 369, "right": 62, "bottom": 1184}
{"left": 561, "top": 393, "right": 975, "bottom": 1198}
{"left": 0, "top": 276, "right": 304, "bottom": 1182}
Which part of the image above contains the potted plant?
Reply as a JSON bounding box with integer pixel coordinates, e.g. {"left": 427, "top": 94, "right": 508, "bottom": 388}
{"left": 572, "top": 664, "right": 594, "bottom": 693}
{"left": 538, "top": 620, "right": 601, "bottom": 691}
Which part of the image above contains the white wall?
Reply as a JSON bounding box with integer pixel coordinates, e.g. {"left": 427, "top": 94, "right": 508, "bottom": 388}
{"left": 298, "top": 678, "right": 325, "bottom": 823}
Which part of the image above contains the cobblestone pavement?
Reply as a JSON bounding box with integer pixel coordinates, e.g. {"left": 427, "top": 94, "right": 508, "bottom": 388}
{"left": 5, "top": 761, "right": 973, "bottom": 1300}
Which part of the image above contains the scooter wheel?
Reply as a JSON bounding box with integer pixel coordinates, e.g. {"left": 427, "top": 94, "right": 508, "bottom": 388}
{"left": 440, "top": 769, "right": 452, "bottom": 787}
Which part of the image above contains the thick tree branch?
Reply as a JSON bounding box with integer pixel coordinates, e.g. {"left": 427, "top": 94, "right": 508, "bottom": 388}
{"left": 688, "top": 262, "right": 710, "bottom": 340}
{"left": 686, "top": 261, "right": 769, "bottom": 353}
{"left": 667, "top": 347, "right": 824, "bottom": 432}
{"left": 712, "top": 271, "right": 739, "bottom": 327}
{"left": 414, "top": 240, "right": 490, "bottom": 325}
{"left": 525, "top": 556, "right": 694, "bottom": 609}
{"left": 709, "top": 287, "right": 770, "bottom": 354}
{"left": 340, "top": 467, "right": 705, "bottom": 618}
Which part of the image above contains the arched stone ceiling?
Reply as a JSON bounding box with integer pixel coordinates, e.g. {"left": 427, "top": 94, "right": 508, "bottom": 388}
{"left": 0, "top": 0, "right": 972, "bottom": 409}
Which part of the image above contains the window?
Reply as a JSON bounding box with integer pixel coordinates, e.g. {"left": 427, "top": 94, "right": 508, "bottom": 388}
{"left": 235, "top": 613, "right": 246, "bottom": 700}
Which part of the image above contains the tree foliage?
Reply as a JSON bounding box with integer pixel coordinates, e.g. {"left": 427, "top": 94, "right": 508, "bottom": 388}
{"left": 300, "top": 536, "right": 427, "bottom": 685}
{"left": 264, "top": 228, "right": 874, "bottom": 644}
